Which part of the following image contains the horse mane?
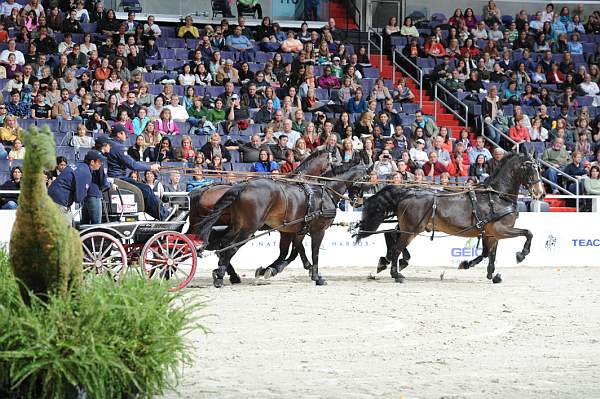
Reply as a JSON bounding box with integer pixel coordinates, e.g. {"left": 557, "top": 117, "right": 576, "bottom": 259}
{"left": 481, "top": 152, "right": 521, "bottom": 188}
{"left": 288, "top": 148, "right": 330, "bottom": 176}
{"left": 322, "top": 160, "right": 361, "bottom": 177}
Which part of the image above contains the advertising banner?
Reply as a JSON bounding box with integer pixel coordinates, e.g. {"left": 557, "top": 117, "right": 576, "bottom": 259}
{"left": 0, "top": 212, "right": 598, "bottom": 268}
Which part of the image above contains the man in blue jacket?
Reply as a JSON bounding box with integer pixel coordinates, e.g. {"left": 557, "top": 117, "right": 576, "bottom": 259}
{"left": 48, "top": 150, "right": 105, "bottom": 220}
{"left": 80, "top": 136, "right": 112, "bottom": 224}
{"left": 106, "top": 125, "right": 168, "bottom": 220}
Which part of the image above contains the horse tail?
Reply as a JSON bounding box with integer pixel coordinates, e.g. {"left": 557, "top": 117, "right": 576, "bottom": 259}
{"left": 194, "top": 182, "right": 248, "bottom": 244}
{"left": 355, "top": 186, "right": 410, "bottom": 242}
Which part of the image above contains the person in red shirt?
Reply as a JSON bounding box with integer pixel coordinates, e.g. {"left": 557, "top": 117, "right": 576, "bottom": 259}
{"left": 279, "top": 149, "right": 299, "bottom": 173}
{"left": 0, "top": 23, "right": 8, "bottom": 43}
{"left": 424, "top": 36, "right": 446, "bottom": 58}
{"left": 422, "top": 151, "right": 448, "bottom": 177}
{"left": 508, "top": 118, "right": 531, "bottom": 144}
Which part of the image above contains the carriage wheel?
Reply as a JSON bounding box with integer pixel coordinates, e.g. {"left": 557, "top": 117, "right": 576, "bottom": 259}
{"left": 140, "top": 231, "right": 198, "bottom": 291}
{"left": 81, "top": 231, "right": 128, "bottom": 280}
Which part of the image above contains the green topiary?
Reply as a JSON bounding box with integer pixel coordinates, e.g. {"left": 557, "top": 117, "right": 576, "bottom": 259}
{"left": 9, "top": 125, "right": 83, "bottom": 303}
{"left": 0, "top": 249, "right": 205, "bottom": 399}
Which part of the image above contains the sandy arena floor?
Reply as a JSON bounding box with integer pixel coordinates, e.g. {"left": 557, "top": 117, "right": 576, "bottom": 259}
{"left": 162, "top": 266, "right": 600, "bottom": 399}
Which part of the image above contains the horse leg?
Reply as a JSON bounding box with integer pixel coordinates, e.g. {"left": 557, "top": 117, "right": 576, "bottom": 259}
{"left": 457, "top": 238, "right": 489, "bottom": 270}
{"left": 514, "top": 228, "right": 533, "bottom": 264}
{"left": 291, "top": 235, "right": 312, "bottom": 270}
{"left": 282, "top": 234, "right": 311, "bottom": 271}
{"left": 262, "top": 233, "right": 294, "bottom": 279}
{"left": 399, "top": 247, "right": 411, "bottom": 270}
{"left": 377, "top": 231, "right": 398, "bottom": 273}
{"left": 226, "top": 263, "right": 241, "bottom": 284}
{"left": 485, "top": 240, "right": 502, "bottom": 283}
{"left": 212, "top": 229, "right": 252, "bottom": 288}
{"left": 391, "top": 233, "right": 415, "bottom": 283}
{"left": 309, "top": 229, "right": 327, "bottom": 286}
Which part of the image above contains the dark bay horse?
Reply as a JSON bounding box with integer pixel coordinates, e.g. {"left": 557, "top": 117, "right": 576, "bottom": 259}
{"left": 186, "top": 149, "right": 333, "bottom": 283}
{"left": 195, "top": 163, "right": 371, "bottom": 288}
{"left": 355, "top": 152, "right": 545, "bottom": 283}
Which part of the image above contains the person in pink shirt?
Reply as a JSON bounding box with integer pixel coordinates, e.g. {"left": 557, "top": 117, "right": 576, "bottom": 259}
{"left": 155, "top": 108, "right": 180, "bottom": 135}
{"left": 317, "top": 66, "right": 340, "bottom": 89}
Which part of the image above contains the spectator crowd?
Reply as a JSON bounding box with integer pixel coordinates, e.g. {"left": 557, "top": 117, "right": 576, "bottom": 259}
{"left": 0, "top": 0, "right": 599, "bottom": 211}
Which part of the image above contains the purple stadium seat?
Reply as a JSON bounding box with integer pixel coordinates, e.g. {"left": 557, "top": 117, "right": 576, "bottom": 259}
{"left": 81, "top": 23, "right": 97, "bottom": 32}
{"left": 363, "top": 68, "right": 380, "bottom": 79}
{"left": 37, "top": 119, "right": 60, "bottom": 133}
{"left": 391, "top": 36, "right": 407, "bottom": 48}
{"left": 59, "top": 120, "right": 80, "bottom": 134}
{"left": 164, "top": 59, "right": 184, "bottom": 71}
{"left": 174, "top": 48, "right": 189, "bottom": 60}
{"left": 149, "top": 84, "right": 163, "bottom": 95}
{"left": 161, "top": 27, "right": 176, "bottom": 38}
{"left": 255, "top": 52, "right": 271, "bottom": 63}
{"left": 205, "top": 86, "right": 224, "bottom": 97}
{"left": 19, "top": 119, "right": 36, "bottom": 130}
{"left": 167, "top": 38, "right": 186, "bottom": 48}
{"left": 576, "top": 96, "right": 593, "bottom": 106}
{"left": 161, "top": 48, "right": 176, "bottom": 59}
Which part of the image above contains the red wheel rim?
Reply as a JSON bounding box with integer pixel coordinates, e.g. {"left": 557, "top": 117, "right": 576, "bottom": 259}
{"left": 141, "top": 231, "right": 198, "bottom": 290}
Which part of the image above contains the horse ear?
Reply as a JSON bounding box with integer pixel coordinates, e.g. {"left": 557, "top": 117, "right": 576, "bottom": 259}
{"left": 518, "top": 144, "right": 529, "bottom": 156}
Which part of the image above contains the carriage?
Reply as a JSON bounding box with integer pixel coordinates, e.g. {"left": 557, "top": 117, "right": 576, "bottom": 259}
{"left": 77, "top": 186, "right": 201, "bottom": 290}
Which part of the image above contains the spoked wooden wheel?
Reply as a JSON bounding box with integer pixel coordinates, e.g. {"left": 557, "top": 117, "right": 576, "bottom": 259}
{"left": 81, "top": 231, "right": 128, "bottom": 280}
{"left": 140, "top": 231, "right": 198, "bottom": 291}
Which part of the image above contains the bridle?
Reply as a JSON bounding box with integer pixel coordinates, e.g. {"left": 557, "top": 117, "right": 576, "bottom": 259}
{"left": 521, "top": 158, "right": 544, "bottom": 198}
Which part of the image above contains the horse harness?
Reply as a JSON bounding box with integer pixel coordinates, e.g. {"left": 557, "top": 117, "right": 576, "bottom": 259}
{"left": 465, "top": 189, "right": 517, "bottom": 246}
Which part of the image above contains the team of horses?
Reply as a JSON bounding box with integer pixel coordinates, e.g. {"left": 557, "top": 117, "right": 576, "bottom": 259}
{"left": 190, "top": 148, "right": 545, "bottom": 288}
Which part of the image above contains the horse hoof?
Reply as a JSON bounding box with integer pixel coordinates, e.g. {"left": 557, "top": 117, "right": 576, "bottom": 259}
{"left": 394, "top": 276, "right": 405, "bottom": 283}
{"left": 229, "top": 274, "right": 241, "bottom": 284}
{"left": 458, "top": 260, "right": 470, "bottom": 270}
{"left": 492, "top": 273, "right": 503, "bottom": 284}
{"left": 264, "top": 267, "right": 277, "bottom": 279}
{"left": 254, "top": 267, "right": 264, "bottom": 278}
{"left": 213, "top": 278, "right": 224, "bottom": 288}
{"left": 377, "top": 257, "right": 389, "bottom": 273}
{"left": 315, "top": 277, "right": 327, "bottom": 286}
{"left": 516, "top": 252, "right": 525, "bottom": 264}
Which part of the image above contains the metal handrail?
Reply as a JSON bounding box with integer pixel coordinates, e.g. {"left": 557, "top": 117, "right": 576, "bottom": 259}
{"left": 367, "top": 28, "right": 383, "bottom": 72}
{"left": 481, "top": 120, "right": 580, "bottom": 210}
{"left": 392, "top": 48, "right": 423, "bottom": 109}
{"left": 433, "top": 83, "right": 469, "bottom": 128}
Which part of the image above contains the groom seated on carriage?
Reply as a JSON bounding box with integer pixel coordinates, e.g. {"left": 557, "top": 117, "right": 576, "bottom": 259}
{"left": 105, "top": 125, "right": 170, "bottom": 221}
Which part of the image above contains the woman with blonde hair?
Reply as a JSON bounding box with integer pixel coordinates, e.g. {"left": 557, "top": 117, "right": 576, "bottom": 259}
{"left": 0, "top": 115, "right": 23, "bottom": 144}
{"left": 176, "top": 135, "right": 196, "bottom": 162}
{"left": 155, "top": 108, "right": 180, "bottom": 135}
{"left": 353, "top": 111, "right": 374, "bottom": 138}
{"left": 293, "top": 138, "right": 311, "bottom": 162}
{"left": 341, "top": 138, "right": 358, "bottom": 163}
{"left": 142, "top": 120, "right": 162, "bottom": 147}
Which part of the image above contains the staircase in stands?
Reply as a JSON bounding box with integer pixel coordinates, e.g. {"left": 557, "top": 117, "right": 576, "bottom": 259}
{"left": 368, "top": 53, "right": 467, "bottom": 140}
{"left": 369, "top": 54, "right": 578, "bottom": 212}
{"left": 328, "top": 0, "right": 359, "bottom": 30}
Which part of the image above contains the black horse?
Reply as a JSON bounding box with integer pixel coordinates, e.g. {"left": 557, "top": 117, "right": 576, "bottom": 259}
{"left": 355, "top": 152, "right": 545, "bottom": 283}
{"left": 186, "top": 149, "right": 334, "bottom": 284}
{"left": 195, "top": 162, "right": 371, "bottom": 288}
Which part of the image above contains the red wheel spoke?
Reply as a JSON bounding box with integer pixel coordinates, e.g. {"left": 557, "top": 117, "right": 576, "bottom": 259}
{"left": 172, "top": 252, "right": 192, "bottom": 263}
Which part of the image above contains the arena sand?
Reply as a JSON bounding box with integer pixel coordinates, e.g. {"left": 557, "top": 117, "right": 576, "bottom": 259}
{"left": 162, "top": 266, "right": 600, "bottom": 399}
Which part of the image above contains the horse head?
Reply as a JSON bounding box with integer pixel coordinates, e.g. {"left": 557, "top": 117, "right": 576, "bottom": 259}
{"left": 519, "top": 150, "right": 545, "bottom": 200}
{"left": 22, "top": 125, "right": 57, "bottom": 172}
